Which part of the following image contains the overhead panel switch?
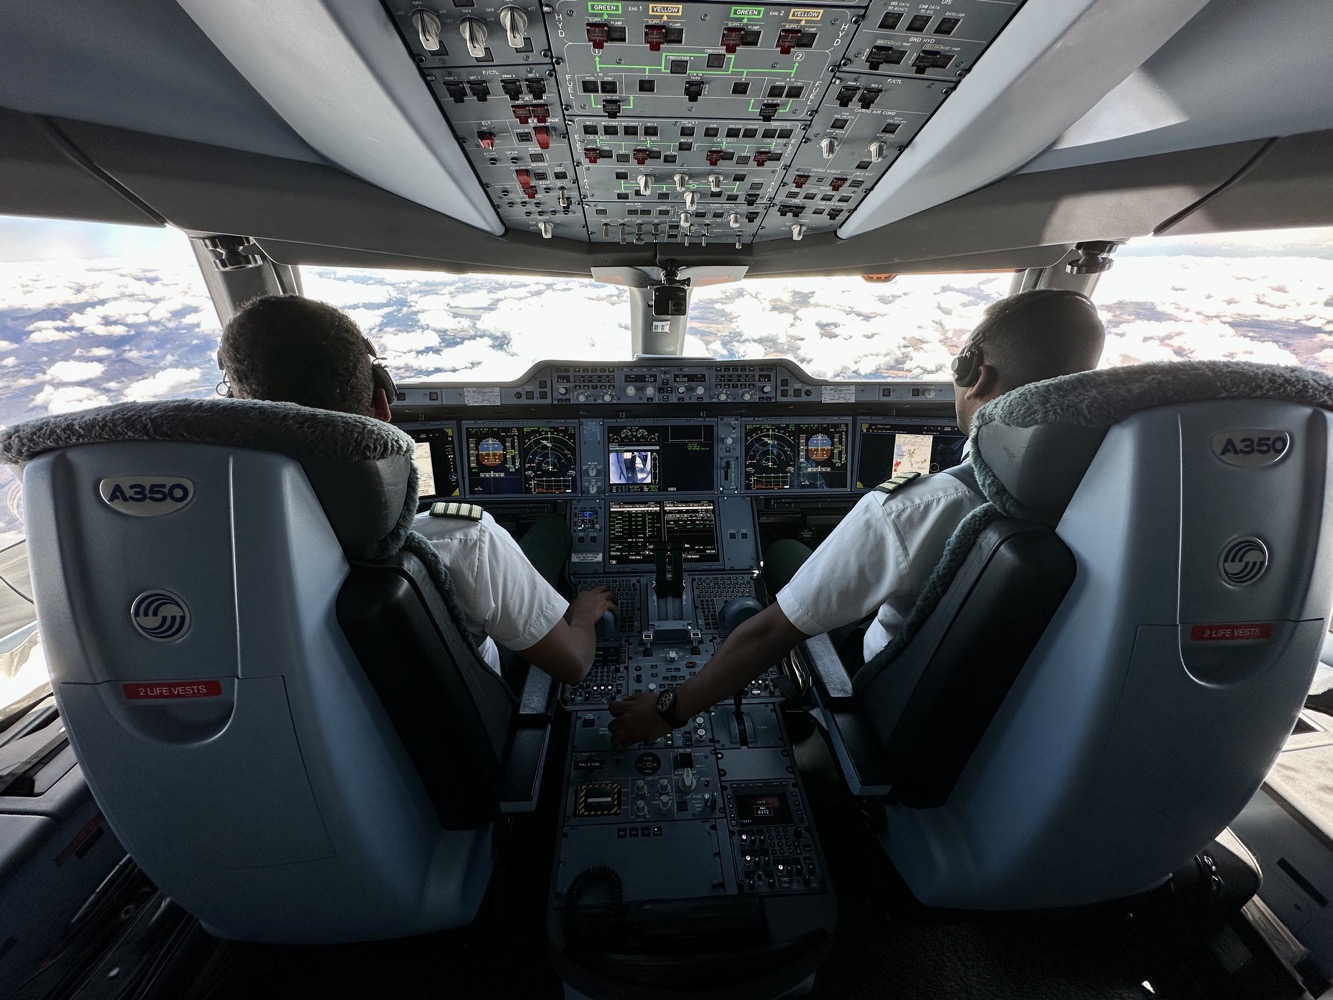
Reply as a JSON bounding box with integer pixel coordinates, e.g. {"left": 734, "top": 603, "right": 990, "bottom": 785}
{"left": 411, "top": 9, "right": 443, "bottom": 52}
{"left": 499, "top": 6, "right": 529, "bottom": 49}
{"left": 460, "top": 18, "right": 488, "bottom": 59}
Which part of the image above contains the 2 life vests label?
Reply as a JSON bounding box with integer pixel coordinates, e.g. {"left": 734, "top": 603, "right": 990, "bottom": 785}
{"left": 123, "top": 679, "right": 222, "bottom": 700}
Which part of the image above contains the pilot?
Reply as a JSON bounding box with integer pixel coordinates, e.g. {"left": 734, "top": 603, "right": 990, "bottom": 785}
{"left": 609, "top": 289, "right": 1106, "bottom": 745}
{"left": 217, "top": 294, "right": 615, "bottom": 684}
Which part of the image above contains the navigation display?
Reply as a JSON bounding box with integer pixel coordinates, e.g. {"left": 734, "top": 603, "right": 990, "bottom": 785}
{"left": 743, "top": 422, "right": 850, "bottom": 491}
{"left": 856, "top": 422, "right": 966, "bottom": 488}
{"left": 464, "top": 424, "right": 578, "bottom": 495}
{"left": 409, "top": 425, "right": 461, "bottom": 499}
{"left": 607, "top": 499, "right": 720, "bottom": 566}
{"left": 607, "top": 423, "right": 715, "bottom": 493}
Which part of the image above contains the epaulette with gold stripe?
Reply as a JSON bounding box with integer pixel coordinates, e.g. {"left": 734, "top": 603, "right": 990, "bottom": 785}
{"left": 429, "top": 501, "right": 484, "bottom": 521}
{"left": 875, "top": 472, "right": 922, "bottom": 494}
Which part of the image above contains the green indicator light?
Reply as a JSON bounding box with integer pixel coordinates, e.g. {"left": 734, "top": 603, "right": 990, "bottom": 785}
{"left": 588, "top": 2, "right": 622, "bottom": 12}
{"left": 730, "top": 6, "right": 764, "bottom": 17}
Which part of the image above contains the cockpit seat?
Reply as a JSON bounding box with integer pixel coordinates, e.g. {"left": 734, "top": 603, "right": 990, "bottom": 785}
{"left": 0, "top": 399, "right": 553, "bottom": 943}
{"left": 806, "top": 360, "right": 1333, "bottom": 909}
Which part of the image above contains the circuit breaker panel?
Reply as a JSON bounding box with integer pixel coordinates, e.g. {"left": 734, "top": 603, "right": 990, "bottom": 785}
{"left": 384, "top": 0, "right": 1024, "bottom": 245}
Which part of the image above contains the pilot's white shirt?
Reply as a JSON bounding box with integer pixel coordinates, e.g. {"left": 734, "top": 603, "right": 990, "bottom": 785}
{"left": 413, "top": 510, "right": 569, "bottom": 672}
{"left": 776, "top": 472, "right": 983, "bottom": 663}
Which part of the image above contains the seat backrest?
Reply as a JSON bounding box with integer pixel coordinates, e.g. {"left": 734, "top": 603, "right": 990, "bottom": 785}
{"left": 854, "top": 361, "right": 1333, "bottom": 909}
{"left": 0, "top": 399, "right": 519, "bottom": 942}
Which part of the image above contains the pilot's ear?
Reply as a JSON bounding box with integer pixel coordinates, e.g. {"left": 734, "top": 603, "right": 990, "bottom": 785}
{"left": 371, "top": 386, "right": 392, "bottom": 422}
{"left": 967, "top": 363, "right": 1001, "bottom": 402}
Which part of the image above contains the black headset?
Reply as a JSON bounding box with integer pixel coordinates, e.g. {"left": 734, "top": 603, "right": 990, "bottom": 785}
{"left": 950, "top": 289, "right": 1097, "bottom": 388}
{"left": 364, "top": 337, "right": 399, "bottom": 403}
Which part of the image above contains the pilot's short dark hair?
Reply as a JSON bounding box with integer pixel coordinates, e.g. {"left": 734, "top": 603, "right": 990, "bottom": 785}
{"left": 218, "top": 295, "right": 377, "bottom": 415}
{"left": 969, "top": 289, "right": 1106, "bottom": 392}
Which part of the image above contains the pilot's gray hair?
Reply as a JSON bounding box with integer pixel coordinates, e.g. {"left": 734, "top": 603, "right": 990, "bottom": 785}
{"left": 218, "top": 295, "right": 377, "bottom": 416}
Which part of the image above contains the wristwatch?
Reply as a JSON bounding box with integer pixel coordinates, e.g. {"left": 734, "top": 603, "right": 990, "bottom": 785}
{"left": 654, "top": 689, "right": 688, "bottom": 729}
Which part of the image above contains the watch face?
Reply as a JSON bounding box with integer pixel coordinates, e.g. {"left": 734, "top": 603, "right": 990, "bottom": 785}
{"left": 656, "top": 690, "right": 674, "bottom": 713}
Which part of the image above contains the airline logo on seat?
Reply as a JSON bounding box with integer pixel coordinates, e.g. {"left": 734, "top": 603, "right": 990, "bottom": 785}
{"left": 1220, "top": 537, "right": 1268, "bottom": 586}
{"left": 1210, "top": 430, "right": 1289, "bottom": 467}
{"left": 130, "top": 590, "right": 191, "bottom": 641}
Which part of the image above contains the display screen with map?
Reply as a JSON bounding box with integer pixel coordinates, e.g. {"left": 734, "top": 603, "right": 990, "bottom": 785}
{"left": 463, "top": 424, "right": 579, "bottom": 495}
{"left": 742, "top": 422, "right": 850, "bottom": 491}
{"left": 855, "top": 422, "right": 967, "bottom": 489}
{"left": 409, "top": 425, "right": 461, "bottom": 499}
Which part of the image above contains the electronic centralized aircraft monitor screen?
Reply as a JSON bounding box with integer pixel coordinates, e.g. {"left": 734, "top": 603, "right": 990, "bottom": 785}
{"left": 607, "top": 500, "right": 720, "bottom": 565}
{"left": 607, "top": 423, "right": 715, "bottom": 493}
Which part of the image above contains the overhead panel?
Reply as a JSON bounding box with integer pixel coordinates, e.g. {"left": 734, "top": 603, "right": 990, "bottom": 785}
{"left": 383, "top": 0, "right": 1024, "bottom": 245}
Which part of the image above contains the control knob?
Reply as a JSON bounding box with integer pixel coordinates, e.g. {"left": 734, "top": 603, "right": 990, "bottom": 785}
{"left": 717, "top": 390, "right": 729, "bottom": 401}
{"left": 410, "top": 9, "right": 443, "bottom": 51}
{"left": 678, "top": 768, "right": 697, "bottom": 792}
{"left": 741, "top": 389, "right": 753, "bottom": 401}
{"left": 659, "top": 794, "right": 673, "bottom": 815}
{"left": 576, "top": 391, "right": 588, "bottom": 402}
{"left": 625, "top": 385, "right": 637, "bottom": 397}
{"left": 459, "top": 17, "right": 488, "bottom": 59}
{"left": 498, "top": 5, "right": 528, "bottom": 49}
{"left": 634, "top": 799, "right": 648, "bottom": 818}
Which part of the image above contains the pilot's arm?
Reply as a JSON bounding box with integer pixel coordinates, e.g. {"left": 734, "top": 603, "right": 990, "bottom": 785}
{"left": 610, "top": 603, "right": 808, "bottom": 746}
{"left": 476, "top": 515, "right": 615, "bottom": 684}
{"left": 518, "top": 586, "right": 616, "bottom": 684}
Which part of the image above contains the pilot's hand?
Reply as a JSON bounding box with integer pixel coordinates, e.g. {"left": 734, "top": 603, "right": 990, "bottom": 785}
{"left": 608, "top": 692, "right": 671, "bottom": 749}
{"left": 568, "top": 585, "right": 617, "bottom": 624}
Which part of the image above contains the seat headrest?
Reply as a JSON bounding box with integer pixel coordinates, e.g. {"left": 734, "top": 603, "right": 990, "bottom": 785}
{"left": 0, "top": 398, "right": 418, "bottom": 558}
{"left": 971, "top": 360, "right": 1333, "bottom": 523}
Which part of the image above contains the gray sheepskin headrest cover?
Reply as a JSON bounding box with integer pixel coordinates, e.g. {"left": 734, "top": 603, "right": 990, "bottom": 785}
{"left": 971, "top": 360, "right": 1333, "bottom": 523}
{"left": 0, "top": 398, "right": 418, "bottom": 559}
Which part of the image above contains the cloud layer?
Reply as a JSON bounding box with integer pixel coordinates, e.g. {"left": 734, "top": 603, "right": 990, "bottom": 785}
{"left": 3, "top": 253, "right": 1332, "bottom": 547}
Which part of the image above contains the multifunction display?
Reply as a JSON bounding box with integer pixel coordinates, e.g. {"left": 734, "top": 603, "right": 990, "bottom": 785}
{"left": 855, "top": 422, "right": 966, "bottom": 488}
{"left": 743, "top": 422, "right": 850, "bottom": 491}
{"left": 607, "top": 500, "right": 720, "bottom": 566}
{"left": 607, "top": 423, "right": 715, "bottom": 493}
{"left": 409, "top": 425, "right": 461, "bottom": 499}
{"left": 464, "top": 423, "right": 579, "bottom": 495}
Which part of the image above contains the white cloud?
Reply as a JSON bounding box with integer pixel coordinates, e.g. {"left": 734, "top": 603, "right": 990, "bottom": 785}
{"left": 379, "top": 329, "right": 441, "bottom": 354}
{"left": 48, "top": 360, "right": 107, "bottom": 382}
{"left": 27, "top": 328, "right": 77, "bottom": 344}
{"left": 1, "top": 358, "right": 16, "bottom": 368}
{"left": 120, "top": 368, "right": 204, "bottom": 402}
{"left": 33, "top": 384, "right": 111, "bottom": 414}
